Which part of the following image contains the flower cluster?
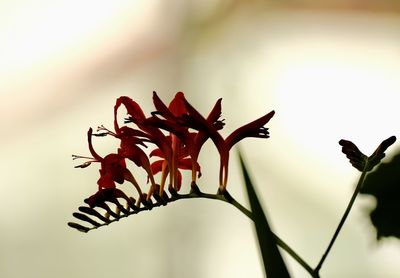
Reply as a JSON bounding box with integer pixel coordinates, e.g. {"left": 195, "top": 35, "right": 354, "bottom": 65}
{"left": 73, "top": 92, "right": 275, "bottom": 206}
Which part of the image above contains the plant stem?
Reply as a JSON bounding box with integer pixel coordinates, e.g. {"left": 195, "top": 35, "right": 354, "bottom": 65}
{"left": 314, "top": 169, "right": 368, "bottom": 275}
{"left": 221, "top": 191, "right": 316, "bottom": 277}
{"left": 71, "top": 186, "right": 314, "bottom": 276}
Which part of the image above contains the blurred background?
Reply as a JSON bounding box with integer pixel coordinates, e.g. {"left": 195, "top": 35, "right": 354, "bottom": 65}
{"left": 1, "top": 0, "right": 400, "bottom": 277}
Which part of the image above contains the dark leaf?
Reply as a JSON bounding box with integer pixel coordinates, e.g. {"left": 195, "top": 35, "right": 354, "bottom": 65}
{"left": 360, "top": 150, "right": 400, "bottom": 240}
{"left": 238, "top": 151, "right": 291, "bottom": 278}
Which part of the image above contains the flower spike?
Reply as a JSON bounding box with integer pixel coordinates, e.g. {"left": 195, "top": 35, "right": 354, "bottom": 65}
{"left": 70, "top": 91, "right": 276, "bottom": 232}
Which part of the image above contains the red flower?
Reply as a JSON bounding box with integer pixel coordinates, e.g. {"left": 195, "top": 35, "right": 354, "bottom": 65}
{"left": 181, "top": 98, "right": 275, "bottom": 191}
{"left": 148, "top": 92, "right": 224, "bottom": 187}
{"left": 149, "top": 136, "right": 201, "bottom": 191}
{"left": 73, "top": 128, "right": 126, "bottom": 189}
{"left": 92, "top": 98, "right": 163, "bottom": 198}
{"left": 143, "top": 92, "right": 200, "bottom": 192}
{"left": 97, "top": 124, "right": 157, "bottom": 197}
{"left": 74, "top": 92, "right": 275, "bottom": 199}
{"left": 97, "top": 154, "right": 126, "bottom": 189}
{"left": 151, "top": 92, "right": 197, "bottom": 188}
{"left": 73, "top": 128, "right": 144, "bottom": 199}
{"left": 115, "top": 96, "right": 174, "bottom": 196}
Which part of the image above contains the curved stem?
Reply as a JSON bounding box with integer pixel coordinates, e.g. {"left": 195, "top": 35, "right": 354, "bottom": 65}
{"left": 314, "top": 169, "right": 368, "bottom": 275}
{"left": 71, "top": 185, "right": 314, "bottom": 276}
{"left": 220, "top": 191, "right": 315, "bottom": 277}
{"left": 186, "top": 189, "right": 314, "bottom": 276}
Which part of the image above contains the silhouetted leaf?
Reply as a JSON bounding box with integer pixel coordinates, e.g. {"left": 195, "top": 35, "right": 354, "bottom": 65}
{"left": 239, "top": 151, "right": 291, "bottom": 278}
{"left": 360, "top": 150, "right": 400, "bottom": 240}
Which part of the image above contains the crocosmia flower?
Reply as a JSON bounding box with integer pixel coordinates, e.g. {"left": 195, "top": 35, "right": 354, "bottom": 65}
{"left": 70, "top": 91, "right": 275, "bottom": 231}
{"left": 180, "top": 97, "right": 274, "bottom": 191}
{"left": 73, "top": 128, "right": 144, "bottom": 200}
{"left": 73, "top": 128, "right": 126, "bottom": 189}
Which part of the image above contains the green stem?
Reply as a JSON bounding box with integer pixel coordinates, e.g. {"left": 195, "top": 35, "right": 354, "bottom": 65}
{"left": 221, "top": 191, "right": 316, "bottom": 277}
{"left": 314, "top": 169, "right": 368, "bottom": 275}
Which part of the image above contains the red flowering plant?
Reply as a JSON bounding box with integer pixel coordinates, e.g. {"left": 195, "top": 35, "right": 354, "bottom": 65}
{"left": 70, "top": 92, "right": 275, "bottom": 229}
{"left": 69, "top": 92, "right": 397, "bottom": 278}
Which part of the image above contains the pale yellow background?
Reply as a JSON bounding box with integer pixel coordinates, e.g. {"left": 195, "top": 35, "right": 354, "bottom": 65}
{"left": 1, "top": 1, "right": 400, "bottom": 277}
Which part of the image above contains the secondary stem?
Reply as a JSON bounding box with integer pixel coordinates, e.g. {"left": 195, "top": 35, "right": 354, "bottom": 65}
{"left": 220, "top": 191, "right": 315, "bottom": 277}
{"left": 314, "top": 169, "right": 368, "bottom": 275}
{"left": 162, "top": 188, "right": 315, "bottom": 276}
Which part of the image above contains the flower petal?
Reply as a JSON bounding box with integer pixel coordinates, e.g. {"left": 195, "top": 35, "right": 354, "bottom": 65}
{"left": 181, "top": 97, "right": 225, "bottom": 153}
{"left": 116, "top": 96, "right": 147, "bottom": 125}
{"left": 150, "top": 160, "right": 164, "bottom": 176}
{"left": 152, "top": 91, "right": 175, "bottom": 119}
{"left": 225, "top": 110, "right": 275, "bottom": 150}
{"left": 206, "top": 98, "right": 223, "bottom": 128}
{"left": 168, "top": 92, "right": 187, "bottom": 116}
{"left": 87, "top": 128, "right": 102, "bottom": 161}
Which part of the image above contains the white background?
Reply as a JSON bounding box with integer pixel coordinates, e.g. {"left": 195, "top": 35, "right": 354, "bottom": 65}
{"left": 1, "top": 1, "right": 400, "bottom": 277}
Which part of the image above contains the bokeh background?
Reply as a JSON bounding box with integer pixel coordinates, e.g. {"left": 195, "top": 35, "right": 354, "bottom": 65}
{"left": 1, "top": 0, "right": 400, "bottom": 277}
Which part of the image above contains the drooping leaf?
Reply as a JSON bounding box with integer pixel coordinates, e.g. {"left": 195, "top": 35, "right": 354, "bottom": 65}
{"left": 238, "top": 151, "right": 291, "bottom": 278}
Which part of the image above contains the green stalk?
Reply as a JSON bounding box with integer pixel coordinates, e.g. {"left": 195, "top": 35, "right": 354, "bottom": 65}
{"left": 226, "top": 192, "right": 315, "bottom": 276}
{"left": 314, "top": 168, "right": 368, "bottom": 276}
